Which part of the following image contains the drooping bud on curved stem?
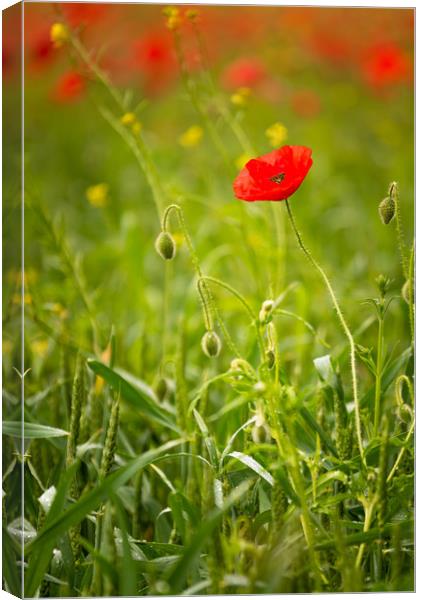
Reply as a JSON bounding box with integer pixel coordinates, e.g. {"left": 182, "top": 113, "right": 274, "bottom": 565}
{"left": 155, "top": 231, "right": 176, "bottom": 260}
{"left": 201, "top": 330, "right": 221, "bottom": 358}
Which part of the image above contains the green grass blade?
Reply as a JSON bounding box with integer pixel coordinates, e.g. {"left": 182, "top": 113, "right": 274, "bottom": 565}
{"left": 87, "top": 360, "right": 181, "bottom": 433}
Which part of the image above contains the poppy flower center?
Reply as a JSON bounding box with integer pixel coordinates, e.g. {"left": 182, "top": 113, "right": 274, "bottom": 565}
{"left": 269, "top": 172, "right": 285, "bottom": 184}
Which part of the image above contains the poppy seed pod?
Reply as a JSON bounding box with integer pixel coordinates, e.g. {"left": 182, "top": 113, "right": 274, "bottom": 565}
{"left": 378, "top": 195, "right": 395, "bottom": 225}
{"left": 201, "top": 331, "right": 221, "bottom": 358}
{"left": 155, "top": 231, "right": 176, "bottom": 260}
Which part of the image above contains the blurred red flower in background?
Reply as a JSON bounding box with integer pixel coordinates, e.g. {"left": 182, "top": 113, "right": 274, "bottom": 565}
{"left": 221, "top": 57, "right": 267, "bottom": 90}
{"left": 132, "top": 31, "right": 176, "bottom": 95}
{"left": 361, "top": 42, "right": 411, "bottom": 87}
{"left": 62, "top": 3, "right": 109, "bottom": 27}
{"left": 53, "top": 71, "right": 85, "bottom": 103}
{"left": 233, "top": 145, "right": 313, "bottom": 202}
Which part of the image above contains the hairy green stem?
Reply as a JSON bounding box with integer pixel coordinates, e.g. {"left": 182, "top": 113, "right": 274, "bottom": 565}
{"left": 373, "top": 315, "right": 384, "bottom": 436}
{"left": 285, "top": 200, "right": 365, "bottom": 466}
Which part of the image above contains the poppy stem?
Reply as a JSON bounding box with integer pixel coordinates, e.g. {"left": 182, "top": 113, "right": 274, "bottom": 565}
{"left": 284, "top": 200, "right": 366, "bottom": 467}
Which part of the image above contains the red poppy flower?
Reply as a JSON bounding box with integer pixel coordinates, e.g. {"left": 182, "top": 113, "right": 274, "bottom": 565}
{"left": 53, "top": 71, "right": 85, "bottom": 103}
{"left": 221, "top": 57, "right": 266, "bottom": 90}
{"left": 362, "top": 43, "right": 411, "bottom": 88}
{"left": 233, "top": 145, "right": 313, "bottom": 202}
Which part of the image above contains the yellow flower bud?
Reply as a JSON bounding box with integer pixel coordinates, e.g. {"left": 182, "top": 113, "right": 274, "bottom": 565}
{"left": 86, "top": 183, "right": 109, "bottom": 208}
{"left": 50, "top": 23, "right": 69, "bottom": 48}
{"left": 178, "top": 125, "right": 203, "bottom": 148}
{"left": 121, "top": 112, "right": 137, "bottom": 126}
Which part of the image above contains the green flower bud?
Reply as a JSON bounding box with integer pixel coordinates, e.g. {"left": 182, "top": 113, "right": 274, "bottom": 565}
{"left": 155, "top": 231, "right": 176, "bottom": 260}
{"left": 259, "top": 300, "right": 274, "bottom": 324}
{"left": 155, "top": 377, "right": 168, "bottom": 401}
{"left": 378, "top": 195, "right": 395, "bottom": 225}
{"left": 201, "top": 331, "right": 221, "bottom": 358}
{"left": 265, "top": 349, "right": 275, "bottom": 369}
{"left": 251, "top": 423, "right": 271, "bottom": 444}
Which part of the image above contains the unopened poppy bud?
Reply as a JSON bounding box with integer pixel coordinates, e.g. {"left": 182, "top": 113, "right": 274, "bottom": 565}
{"left": 266, "top": 349, "right": 275, "bottom": 369}
{"left": 251, "top": 422, "right": 271, "bottom": 444}
{"left": 378, "top": 195, "right": 395, "bottom": 225}
{"left": 201, "top": 331, "right": 221, "bottom": 358}
{"left": 155, "top": 378, "right": 168, "bottom": 401}
{"left": 155, "top": 231, "right": 176, "bottom": 260}
{"left": 259, "top": 299, "right": 274, "bottom": 324}
{"left": 402, "top": 280, "right": 411, "bottom": 304}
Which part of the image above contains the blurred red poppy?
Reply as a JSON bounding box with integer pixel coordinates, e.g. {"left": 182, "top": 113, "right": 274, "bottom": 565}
{"left": 233, "top": 145, "right": 313, "bottom": 202}
{"left": 221, "top": 57, "right": 266, "bottom": 90}
{"left": 132, "top": 31, "right": 176, "bottom": 94}
{"left": 62, "top": 3, "right": 109, "bottom": 27}
{"left": 53, "top": 71, "right": 85, "bottom": 103}
{"left": 362, "top": 43, "right": 411, "bottom": 87}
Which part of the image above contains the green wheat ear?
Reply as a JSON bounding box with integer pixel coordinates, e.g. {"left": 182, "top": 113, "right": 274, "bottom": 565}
{"left": 99, "top": 393, "right": 120, "bottom": 481}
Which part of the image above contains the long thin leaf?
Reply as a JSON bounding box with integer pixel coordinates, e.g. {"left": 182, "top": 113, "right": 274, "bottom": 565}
{"left": 228, "top": 451, "right": 274, "bottom": 486}
{"left": 3, "top": 421, "right": 69, "bottom": 439}
{"left": 87, "top": 360, "right": 180, "bottom": 433}
{"left": 167, "top": 480, "right": 251, "bottom": 593}
{"left": 24, "top": 439, "right": 185, "bottom": 596}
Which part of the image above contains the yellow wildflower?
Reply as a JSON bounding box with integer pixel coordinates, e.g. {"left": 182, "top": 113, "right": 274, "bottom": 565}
{"left": 235, "top": 153, "right": 252, "bottom": 170}
{"left": 121, "top": 112, "right": 137, "bottom": 126}
{"left": 265, "top": 122, "right": 288, "bottom": 147}
{"left": 31, "top": 339, "right": 49, "bottom": 358}
{"left": 86, "top": 183, "right": 109, "bottom": 208}
{"left": 230, "top": 87, "right": 251, "bottom": 107}
{"left": 50, "top": 23, "right": 69, "bottom": 48}
{"left": 163, "top": 6, "right": 181, "bottom": 30}
{"left": 178, "top": 125, "right": 204, "bottom": 148}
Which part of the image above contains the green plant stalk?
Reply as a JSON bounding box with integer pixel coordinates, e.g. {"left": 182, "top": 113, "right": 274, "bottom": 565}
{"left": 391, "top": 183, "right": 409, "bottom": 279}
{"left": 355, "top": 496, "right": 377, "bottom": 569}
{"left": 407, "top": 241, "right": 414, "bottom": 344}
{"left": 163, "top": 205, "right": 240, "bottom": 356}
{"left": 282, "top": 417, "right": 324, "bottom": 590}
{"left": 373, "top": 314, "right": 384, "bottom": 436}
{"left": 92, "top": 393, "right": 120, "bottom": 594}
{"left": 386, "top": 418, "right": 414, "bottom": 483}
{"left": 285, "top": 200, "right": 365, "bottom": 466}
{"left": 200, "top": 275, "right": 265, "bottom": 359}
{"left": 172, "top": 28, "right": 232, "bottom": 170}
{"left": 67, "top": 31, "right": 166, "bottom": 218}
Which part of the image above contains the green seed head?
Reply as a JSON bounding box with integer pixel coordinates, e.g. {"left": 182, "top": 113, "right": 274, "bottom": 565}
{"left": 251, "top": 423, "right": 271, "bottom": 444}
{"left": 201, "top": 331, "right": 221, "bottom": 358}
{"left": 375, "top": 274, "right": 390, "bottom": 298}
{"left": 378, "top": 195, "right": 395, "bottom": 225}
{"left": 155, "top": 231, "right": 176, "bottom": 260}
